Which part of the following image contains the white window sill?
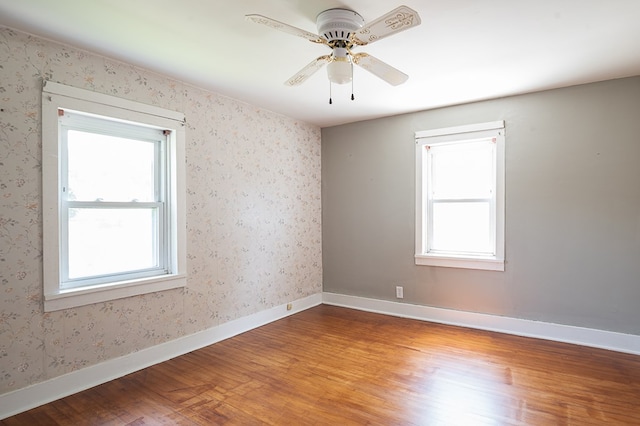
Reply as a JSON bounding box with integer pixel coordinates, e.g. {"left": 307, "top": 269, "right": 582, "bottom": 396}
{"left": 415, "top": 254, "right": 504, "bottom": 271}
{"left": 44, "top": 274, "right": 186, "bottom": 312}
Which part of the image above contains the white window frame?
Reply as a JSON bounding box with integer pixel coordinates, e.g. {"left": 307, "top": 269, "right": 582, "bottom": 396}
{"left": 42, "top": 81, "right": 187, "bottom": 311}
{"left": 415, "top": 121, "right": 505, "bottom": 271}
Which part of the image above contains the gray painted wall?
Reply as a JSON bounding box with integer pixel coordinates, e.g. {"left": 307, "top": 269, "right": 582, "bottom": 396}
{"left": 322, "top": 76, "right": 640, "bottom": 335}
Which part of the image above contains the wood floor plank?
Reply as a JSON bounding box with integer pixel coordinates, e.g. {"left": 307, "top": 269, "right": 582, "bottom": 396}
{"left": 3, "top": 305, "right": 640, "bottom": 425}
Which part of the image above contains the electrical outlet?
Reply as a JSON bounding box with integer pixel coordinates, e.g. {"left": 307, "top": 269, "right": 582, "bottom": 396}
{"left": 396, "top": 286, "right": 404, "bottom": 299}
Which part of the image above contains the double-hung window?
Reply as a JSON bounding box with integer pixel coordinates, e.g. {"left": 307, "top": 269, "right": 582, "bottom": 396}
{"left": 415, "top": 121, "right": 505, "bottom": 271}
{"left": 42, "top": 81, "right": 187, "bottom": 311}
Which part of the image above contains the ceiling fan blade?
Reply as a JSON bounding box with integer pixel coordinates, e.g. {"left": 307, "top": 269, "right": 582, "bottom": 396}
{"left": 354, "top": 6, "right": 421, "bottom": 45}
{"left": 246, "top": 14, "right": 323, "bottom": 43}
{"left": 352, "top": 53, "right": 408, "bottom": 86}
{"left": 285, "top": 55, "right": 332, "bottom": 86}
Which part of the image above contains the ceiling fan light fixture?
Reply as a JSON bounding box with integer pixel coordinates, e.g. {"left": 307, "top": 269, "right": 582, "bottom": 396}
{"left": 327, "top": 48, "right": 352, "bottom": 84}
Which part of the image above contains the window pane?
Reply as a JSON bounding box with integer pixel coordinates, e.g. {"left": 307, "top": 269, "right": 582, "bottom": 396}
{"left": 431, "top": 202, "right": 492, "bottom": 254}
{"left": 67, "top": 208, "right": 158, "bottom": 281}
{"left": 431, "top": 142, "right": 493, "bottom": 199}
{"left": 67, "top": 130, "right": 157, "bottom": 202}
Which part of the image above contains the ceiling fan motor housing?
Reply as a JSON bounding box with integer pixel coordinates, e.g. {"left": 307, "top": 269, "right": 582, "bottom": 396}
{"left": 316, "top": 9, "right": 365, "bottom": 44}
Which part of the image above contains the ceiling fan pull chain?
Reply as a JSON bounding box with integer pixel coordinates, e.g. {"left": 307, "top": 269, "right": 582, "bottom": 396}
{"left": 329, "top": 81, "right": 333, "bottom": 104}
{"left": 351, "top": 63, "right": 355, "bottom": 101}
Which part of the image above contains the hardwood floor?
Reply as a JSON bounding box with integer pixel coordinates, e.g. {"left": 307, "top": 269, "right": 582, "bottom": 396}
{"left": 3, "top": 305, "right": 640, "bottom": 425}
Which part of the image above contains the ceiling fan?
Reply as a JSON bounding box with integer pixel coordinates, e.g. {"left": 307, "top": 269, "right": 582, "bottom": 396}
{"left": 246, "top": 5, "right": 421, "bottom": 102}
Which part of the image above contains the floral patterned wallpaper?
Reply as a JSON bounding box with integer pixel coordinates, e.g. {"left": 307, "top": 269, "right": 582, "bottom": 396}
{"left": 0, "top": 27, "right": 322, "bottom": 395}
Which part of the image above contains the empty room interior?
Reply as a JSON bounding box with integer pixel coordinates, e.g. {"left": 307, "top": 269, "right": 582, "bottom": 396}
{"left": 1, "top": 1, "right": 640, "bottom": 424}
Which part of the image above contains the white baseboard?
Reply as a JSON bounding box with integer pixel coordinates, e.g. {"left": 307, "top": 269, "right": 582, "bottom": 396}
{"left": 322, "top": 292, "right": 640, "bottom": 356}
{"left": 5, "top": 292, "right": 638, "bottom": 420}
{"left": 0, "top": 293, "right": 322, "bottom": 420}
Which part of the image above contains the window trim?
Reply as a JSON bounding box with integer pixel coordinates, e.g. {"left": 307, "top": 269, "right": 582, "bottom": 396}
{"left": 42, "top": 81, "right": 187, "bottom": 311}
{"left": 415, "top": 121, "right": 505, "bottom": 271}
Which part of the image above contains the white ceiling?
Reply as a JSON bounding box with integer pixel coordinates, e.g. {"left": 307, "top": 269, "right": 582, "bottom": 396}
{"left": 1, "top": 0, "right": 640, "bottom": 128}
